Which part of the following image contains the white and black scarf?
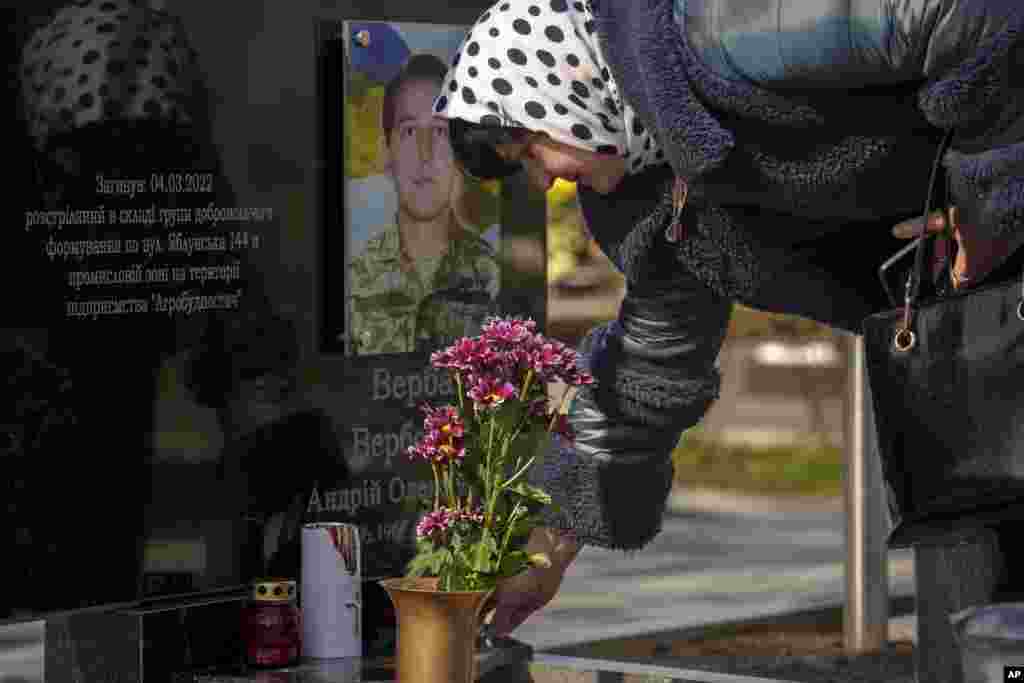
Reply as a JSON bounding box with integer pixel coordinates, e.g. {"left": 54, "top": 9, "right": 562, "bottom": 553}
{"left": 434, "top": 0, "right": 664, "bottom": 175}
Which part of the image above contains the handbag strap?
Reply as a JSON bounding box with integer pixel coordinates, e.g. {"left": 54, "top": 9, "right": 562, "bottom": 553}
{"left": 894, "top": 128, "right": 1024, "bottom": 352}
{"left": 893, "top": 128, "right": 956, "bottom": 352}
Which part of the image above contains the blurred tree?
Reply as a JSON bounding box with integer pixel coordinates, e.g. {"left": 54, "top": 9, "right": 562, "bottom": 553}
{"left": 456, "top": 175, "right": 500, "bottom": 235}
{"left": 727, "top": 305, "right": 837, "bottom": 340}
{"left": 547, "top": 180, "right": 588, "bottom": 283}
{"left": 345, "top": 73, "right": 385, "bottom": 179}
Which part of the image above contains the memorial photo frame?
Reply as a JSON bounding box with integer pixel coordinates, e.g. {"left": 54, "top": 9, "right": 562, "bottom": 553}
{"left": 318, "top": 16, "right": 544, "bottom": 358}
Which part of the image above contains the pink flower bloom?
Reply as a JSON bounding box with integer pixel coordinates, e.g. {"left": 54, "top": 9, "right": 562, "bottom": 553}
{"left": 435, "top": 436, "right": 465, "bottom": 464}
{"left": 416, "top": 506, "right": 485, "bottom": 541}
{"left": 429, "top": 349, "right": 450, "bottom": 368}
{"left": 422, "top": 405, "right": 461, "bottom": 432}
{"left": 468, "top": 377, "right": 517, "bottom": 408}
{"left": 406, "top": 440, "right": 437, "bottom": 463}
{"left": 452, "top": 507, "right": 485, "bottom": 525}
{"left": 432, "top": 337, "right": 496, "bottom": 373}
{"left": 416, "top": 509, "right": 454, "bottom": 540}
{"left": 515, "top": 336, "right": 594, "bottom": 388}
{"left": 565, "top": 366, "right": 595, "bottom": 387}
{"left": 482, "top": 317, "right": 537, "bottom": 346}
{"left": 407, "top": 404, "right": 466, "bottom": 465}
{"left": 530, "top": 341, "right": 564, "bottom": 376}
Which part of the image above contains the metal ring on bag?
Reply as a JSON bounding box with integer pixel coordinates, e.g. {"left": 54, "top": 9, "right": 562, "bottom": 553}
{"left": 893, "top": 327, "right": 916, "bottom": 352}
{"left": 1017, "top": 300, "right": 1024, "bottom": 322}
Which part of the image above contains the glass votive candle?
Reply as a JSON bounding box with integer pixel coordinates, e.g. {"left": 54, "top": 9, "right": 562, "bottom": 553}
{"left": 240, "top": 578, "right": 302, "bottom": 669}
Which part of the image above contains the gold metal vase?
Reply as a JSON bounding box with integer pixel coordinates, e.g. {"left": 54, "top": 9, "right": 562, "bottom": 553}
{"left": 379, "top": 577, "right": 495, "bottom": 683}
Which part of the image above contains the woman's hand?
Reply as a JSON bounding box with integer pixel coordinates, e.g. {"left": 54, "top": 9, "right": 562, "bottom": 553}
{"left": 482, "top": 526, "right": 581, "bottom": 638}
{"left": 892, "top": 208, "right": 1011, "bottom": 289}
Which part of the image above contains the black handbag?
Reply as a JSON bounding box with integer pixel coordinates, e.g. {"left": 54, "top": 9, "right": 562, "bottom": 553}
{"left": 862, "top": 128, "right": 1024, "bottom": 548}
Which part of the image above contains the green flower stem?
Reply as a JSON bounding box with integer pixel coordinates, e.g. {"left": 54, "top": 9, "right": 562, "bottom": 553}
{"left": 486, "top": 436, "right": 512, "bottom": 529}
{"left": 455, "top": 371, "right": 465, "bottom": 413}
{"left": 520, "top": 369, "right": 534, "bottom": 402}
{"left": 499, "top": 501, "right": 523, "bottom": 562}
{"left": 487, "top": 412, "right": 497, "bottom": 471}
{"left": 508, "top": 419, "right": 528, "bottom": 454}
{"left": 446, "top": 465, "right": 457, "bottom": 511}
{"left": 501, "top": 455, "right": 536, "bottom": 491}
{"left": 503, "top": 413, "right": 537, "bottom": 489}
{"left": 431, "top": 462, "right": 441, "bottom": 512}
{"left": 548, "top": 385, "right": 574, "bottom": 432}
{"left": 484, "top": 412, "right": 497, "bottom": 528}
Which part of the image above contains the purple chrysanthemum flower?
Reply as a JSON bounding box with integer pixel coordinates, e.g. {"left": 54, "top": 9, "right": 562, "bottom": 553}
{"left": 407, "top": 404, "right": 466, "bottom": 465}
{"left": 452, "top": 507, "right": 486, "bottom": 526}
{"left": 416, "top": 508, "right": 454, "bottom": 540}
{"left": 468, "top": 377, "right": 517, "bottom": 409}
{"left": 482, "top": 317, "right": 537, "bottom": 346}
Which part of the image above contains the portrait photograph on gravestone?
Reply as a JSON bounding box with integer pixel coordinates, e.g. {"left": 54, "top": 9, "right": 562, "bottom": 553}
{"left": 320, "top": 20, "right": 503, "bottom": 358}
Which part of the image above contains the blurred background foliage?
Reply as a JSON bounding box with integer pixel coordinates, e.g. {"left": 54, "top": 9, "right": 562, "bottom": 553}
{"left": 544, "top": 181, "right": 837, "bottom": 340}
{"left": 672, "top": 428, "right": 843, "bottom": 497}
{"left": 345, "top": 70, "right": 384, "bottom": 179}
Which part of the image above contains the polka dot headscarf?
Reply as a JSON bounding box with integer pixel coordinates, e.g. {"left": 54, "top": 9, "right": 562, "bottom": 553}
{"left": 19, "top": 0, "right": 200, "bottom": 151}
{"left": 434, "top": 0, "right": 664, "bottom": 175}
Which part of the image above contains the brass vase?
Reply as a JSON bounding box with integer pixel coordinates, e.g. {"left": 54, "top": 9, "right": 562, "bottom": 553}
{"left": 379, "top": 577, "right": 495, "bottom": 683}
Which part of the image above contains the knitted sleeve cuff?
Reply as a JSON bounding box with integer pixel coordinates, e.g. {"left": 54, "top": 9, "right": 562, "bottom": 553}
{"left": 946, "top": 143, "right": 1024, "bottom": 275}
{"left": 530, "top": 311, "right": 725, "bottom": 551}
{"left": 531, "top": 432, "right": 676, "bottom": 552}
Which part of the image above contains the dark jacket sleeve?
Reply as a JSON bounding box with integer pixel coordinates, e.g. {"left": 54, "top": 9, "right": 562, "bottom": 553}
{"left": 907, "top": 1, "right": 1024, "bottom": 270}
{"left": 532, "top": 168, "right": 731, "bottom": 551}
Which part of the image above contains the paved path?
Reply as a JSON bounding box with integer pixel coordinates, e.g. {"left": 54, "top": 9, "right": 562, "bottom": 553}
{"left": 513, "top": 488, "right": 915, "bottom": 651}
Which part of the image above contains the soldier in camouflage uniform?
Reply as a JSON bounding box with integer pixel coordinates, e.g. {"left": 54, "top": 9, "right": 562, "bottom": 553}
{"left": 349, "top": 53, "right": 500, "bottom": 356}
{"left": 350, "top": 222, "right": 499, "bottom": 355}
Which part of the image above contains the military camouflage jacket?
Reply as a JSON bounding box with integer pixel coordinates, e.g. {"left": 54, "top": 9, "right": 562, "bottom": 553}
{"left": 349, "top": 220, "right": 500, "bottom": 355}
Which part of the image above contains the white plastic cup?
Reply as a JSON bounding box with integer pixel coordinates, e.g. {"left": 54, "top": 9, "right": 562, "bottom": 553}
{"left": 301, "top": 522, "right": 362, "bottom": 658}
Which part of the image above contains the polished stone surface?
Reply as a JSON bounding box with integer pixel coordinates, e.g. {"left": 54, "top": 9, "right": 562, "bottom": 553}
{"left": 187, "top": 637, "right": 533, "bottom": 682}
{"left": 1, "top": 619, "right": 814, "bottom": 682}
{"left": 45, "top": 610, "right": 141, "bottom": 683}
{"left": 184, "top": 651, "right": 803, "bottom": 683}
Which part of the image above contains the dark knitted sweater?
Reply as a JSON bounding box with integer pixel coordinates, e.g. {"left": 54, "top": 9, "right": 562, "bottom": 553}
{"left": 536, "top": 0, "right": 1024, "bottom": 551}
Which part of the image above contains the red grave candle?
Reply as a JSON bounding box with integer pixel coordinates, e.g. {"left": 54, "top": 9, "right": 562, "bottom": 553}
{"left": 240, "top": 578, "right": 302, "bottom": 668}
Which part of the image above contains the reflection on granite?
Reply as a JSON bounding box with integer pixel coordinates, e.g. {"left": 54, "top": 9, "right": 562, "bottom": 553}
{"left": 45, "top": 611, "right": 141, "bottom": 683}
{"left": 187, "top": 638, "right": 534, "bottom": 682}
{"left": 0, "top": 619, "right": 44, "bottom": 682}
{"left": 184, "top": 650, "right": 805, "bottom": 683}
{"left": 1, "top": 620, "right": 806, "bottom": 683}
{"left": 191, "top": 657, "right": 364, "bottom": 682}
